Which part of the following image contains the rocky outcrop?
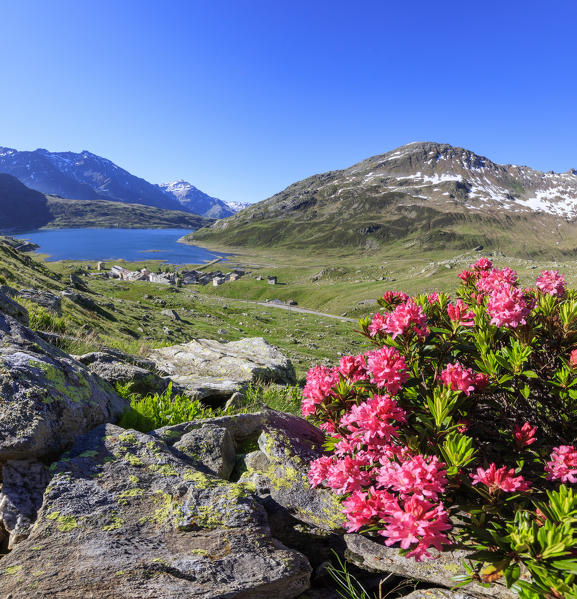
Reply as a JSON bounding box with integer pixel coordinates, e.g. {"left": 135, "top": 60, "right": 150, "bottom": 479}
{"left": 74, "top": 350, "right": 167, "bottom": 394}
{"left": 17, "top": 288, "right": 62, "bottom": 315}
{"left": 149, "top": 337, "right": 297, "bottom": 403}
{"left": 0, "top": 291, "right": 28, "bottom": 325}
{"left": 0, "top": 459, "right": 49, "bottom": 549}
{"left": 0, "top": 424, "right": 311, "bottom": 598}
{"left": 0, "top": 313, "right": 127, "bottom": 463}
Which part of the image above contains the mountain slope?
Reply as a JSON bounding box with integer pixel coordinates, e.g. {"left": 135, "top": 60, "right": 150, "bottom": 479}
{"left": 45, "top": 197, "right": 212, "bottom": 229}
{"left": 189, "top": 142, "right": 577, "bottom": 257}
{"left": 0, "top": 174, "right": 52, "bottom": 231}
{"left": 0, "top": 147, "right": 186, "bottom": 212}
{"left": 158, "top": 180, "right": 235, "bottom": 218}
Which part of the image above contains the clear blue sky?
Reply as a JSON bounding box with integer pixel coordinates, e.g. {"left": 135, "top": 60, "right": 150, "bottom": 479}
{"left": 1, "top": 0, "right": 576, "bottom": 204}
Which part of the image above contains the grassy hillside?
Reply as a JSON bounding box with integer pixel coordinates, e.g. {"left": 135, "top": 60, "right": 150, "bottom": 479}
{"left": 0, "top": 239, "right": 364, "bottom": 378}
{"left": 45, "top": 197, "right": 212, "bottom": 229}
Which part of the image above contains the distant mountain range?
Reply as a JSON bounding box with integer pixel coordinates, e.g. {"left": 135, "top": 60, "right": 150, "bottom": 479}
{"left": 157, "top": 180, "right": 246, "bottom": 219}
{"left": 0, "top": 172, "right": 211, "bottom": 233}
{"left": 0, "top": 146, "right": 248, "bottom": 219}
{"left": 190, "top": 142, "right": 577, "bottom": 257}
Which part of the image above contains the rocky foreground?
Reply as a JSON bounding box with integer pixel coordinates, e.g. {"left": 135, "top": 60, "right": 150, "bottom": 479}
{"left": 0, "top": 291, "right": 512, "bottom": 598}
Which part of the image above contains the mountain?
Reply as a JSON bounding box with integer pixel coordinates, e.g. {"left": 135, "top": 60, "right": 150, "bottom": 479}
{"left": 45, "top": 197, "right": 212, "bottom": 229}
{"left": 189, "top": 142, "right": 577, "bottom": 257}
{"left": 223, "top": 200, "right": 251, "bottom": 213}
{"left": 0, "top": 147, "right": 185, "bottom": 212}
{"left": 0, "top": 174, "right": 52, "bottom": 231}
{"left": 0, "top": 173, "right": 212, "bottom": 231}
{"left": 158, "top": 180, "right": 235, "bottom": 218}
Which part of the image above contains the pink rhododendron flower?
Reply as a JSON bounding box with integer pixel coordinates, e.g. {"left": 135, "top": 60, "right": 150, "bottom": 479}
{"left": 570, "top": 349, "right": 577, "bottom": 369}
{"left": 486, "top": 284, "right": 530, "bottom": 328}
{"left": 545, "top": 445, "right": 577, "bottom": 483}
{"left": 342, "top": 487, "right": 395, "bottom": 532}
{"left": 427, "top": 292, "right": 440, "bottom": 305}
{"left": 471, "top": 257, "right": 493, "bottom": 271}
{"left": 319, "top": 421, "right": 336, "bottom": 434}
{"left": 366, "top": 346, "right": 409, "bottom": 394}
{"left": 308, "top": 455, "right": 334, "bottom": 487}
{"left": 447, "top": 299, "right": 475, "bottom": 327}
{"left": 440, "top": 362, "right": 478, "bottom": 396}
{"left": 458, "top": 270, "right": 476, "bottom": 284}
{"left": 382, "top": 291, "right": 410, "bottom": 306}
{"left": 536, "top": 270, "right": 567, "bottom": 297}
{"left": 338, "top": 354, "right": 369, "bottom": 382}
{"left": 341, "top": 394, "right": 406, "bottom": 444}
{"left": 514, "top": 422, "right": 537, "bottom": 449}
{"left": 376, "top": 455, "right": 448, "bottom": 501}
{"left": 368, "top": 312, "right": 387, "bottom": 338}
{"left": 302, "top": 365, "right": 340, "bottom": 416}
{"left": 476, "top": 268, "right": 518, "bottom": 294}
{"left": 325, "top": 455, "right": 373, "bottom": 494}
{"left": 471, "top": 463, "right": 530, "bottom": 493}
{"left": 457, "top": 419, "right": 470, "bottom": 433}
{"left": 384, "top": 300, "right": 430, "bottom": 339}
{"left": 379, "top": 495, "right": 452, "bottom": 561}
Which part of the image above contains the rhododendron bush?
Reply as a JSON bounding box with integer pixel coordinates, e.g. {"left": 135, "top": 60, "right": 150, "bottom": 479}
{"left": 302, "top": 258, "right": 577, "bottom": 599}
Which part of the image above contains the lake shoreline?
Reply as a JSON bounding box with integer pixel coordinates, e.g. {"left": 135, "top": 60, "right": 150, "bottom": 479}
{"left": 16, "top": 227, "right": 229, "bottom": 265}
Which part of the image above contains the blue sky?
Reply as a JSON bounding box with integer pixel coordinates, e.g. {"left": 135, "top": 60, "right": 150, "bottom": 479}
{"left": 1, "top": 0, "right": 576, "bottom": 204}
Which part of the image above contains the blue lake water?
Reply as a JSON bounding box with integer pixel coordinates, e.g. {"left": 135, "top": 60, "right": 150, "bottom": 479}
{"left": 20, "top": 228, "right": 227, "bottom": 264}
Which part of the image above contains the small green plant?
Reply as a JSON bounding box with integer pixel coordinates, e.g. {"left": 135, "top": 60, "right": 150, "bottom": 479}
{"left": 21, "top": 299, "right": 68, "bottom": 333}
{"left": 235, "top": 382, "right": 303, "bottom": 415}
{"left": 117, "top": 382, "right": 221, "bottom": 432}
{"left": 325, "top": 552, "right": 416, "bottom": 599}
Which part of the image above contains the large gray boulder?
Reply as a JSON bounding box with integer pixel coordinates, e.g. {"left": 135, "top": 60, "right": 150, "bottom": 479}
{"left": 0, "top": 424, "right": 311, "bottom": 598}
{"left": 0, "top": 313, "right": 127, "bottom": 464}
{"left": 149, "top": 337, "right": 296, "bottom": 402}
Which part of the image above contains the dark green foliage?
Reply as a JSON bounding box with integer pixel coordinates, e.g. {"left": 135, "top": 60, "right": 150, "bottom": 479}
{"left": 117, "top": 382, "right": 221, "bottom": 432}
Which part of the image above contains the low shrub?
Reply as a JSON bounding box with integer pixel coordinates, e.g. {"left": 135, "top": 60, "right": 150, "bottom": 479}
{"left": 233, "top": 382, "right": 303, "bottom": 415}
{"left": 21, "top": 299, "right": 68, "bottom": 333}
{"left": 303, "top": 258, "right": 577, "bottom": 598}
{"left": 117, "top": 382, "right": 221, "bottom": 432}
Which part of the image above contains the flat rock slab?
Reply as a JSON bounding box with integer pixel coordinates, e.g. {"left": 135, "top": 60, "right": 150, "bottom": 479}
{"left": 0, "top": 313, "right": 127, "bottom": 463}
{"left": 0, "top": 424, "right": 311, "bottom": 598}
{"left": 345, "top": 534, "right": 517, "bottom": 599}
{"left": 400, "top": 590, "right": 478, "bottom": 599}
{"left": 149, "top": 337, "right": 297, "bottom": 392}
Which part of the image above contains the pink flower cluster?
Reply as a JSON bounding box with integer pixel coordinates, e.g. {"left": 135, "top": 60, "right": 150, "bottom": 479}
{"left": 514, "top": 422, "right": 537, "bottom": 449}
{"left": 440, "top": 362, "right": 488, "bottom": 395}
{"left": 545, "top": 445, "right": 577, "bottom": 483}
{"left": 447, "top": 299, "right": 475, "bottom": 327}
{"left": 471, "top": 463, "right": 530, "bottom": 494}
{"left": 383, "top": 299, "right": 430, "bottom": 340}
{"left": 366, "top": 346, "right": 409, "bottom": 394}
{"left": 382, "top": 291, "right": 410, "bottom": 306}
{"left": 377, "top": 455, "right": 447, "bottom": 500}
{"left": 536, "top": 270, "right": 567, "bottom": 297}
{"left": 302, "top": 365, "right": 340, "bottom": 416}
{"left": 486, "top": 284, "right": 530, "bottom": 328}
{"left": 476, "top": 267, "right": 518, "bottom": 294}
{"left": 379, "top": 495, "right": 452, "bottom": 561}
{"left": 341, "top": 394, "right": 406, "bottom": 444}
{"left": 472, "top": 257, "right": 493, "bottom": 271}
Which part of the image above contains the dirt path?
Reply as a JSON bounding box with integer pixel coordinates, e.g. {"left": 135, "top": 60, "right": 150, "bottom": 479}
{"left": 233, "top": 298, "right": 356, "bottom": 322}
